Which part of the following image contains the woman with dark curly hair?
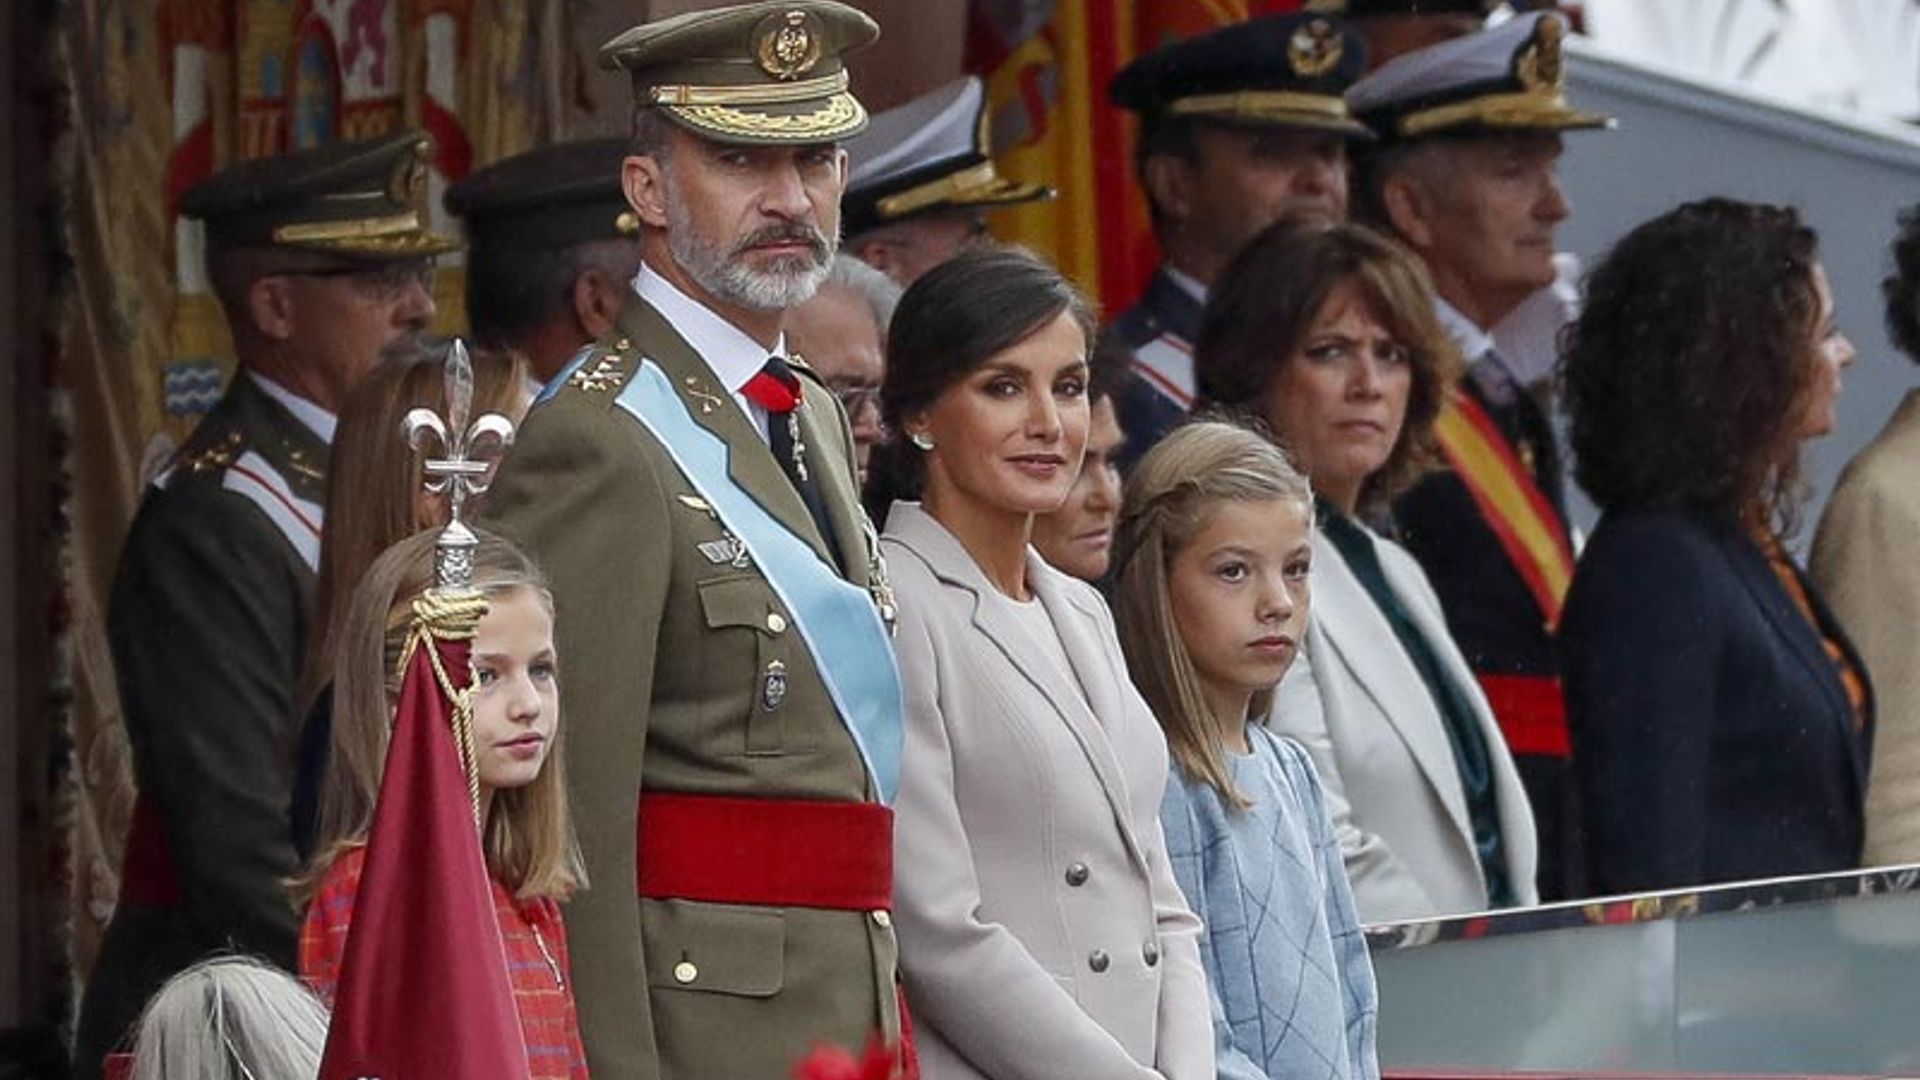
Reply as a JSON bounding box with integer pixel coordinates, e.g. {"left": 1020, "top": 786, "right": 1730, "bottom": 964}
{"left": 1558, "top": 197, "right": 1870, "bottom": 895}
{"left": 1196, "top": 213, "right": 1539, "bottom": 923}
{"left": 1811, "top": 207, "right": 1920, "bottom": 865}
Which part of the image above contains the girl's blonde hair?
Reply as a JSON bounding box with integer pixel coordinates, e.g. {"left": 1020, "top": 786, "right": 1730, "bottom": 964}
{"left": 299, "top": 528, "right": 584, "bottom": 904}
{"left": 130, "top": 957, "right": 329, "bottom": 1080}
{"left": 1112, "top": 420, "right": 1314, "bottom": 808}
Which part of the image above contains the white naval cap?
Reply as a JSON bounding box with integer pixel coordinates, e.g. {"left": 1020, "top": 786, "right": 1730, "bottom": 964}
{"left": 1346, "top": 11, "right": 1613, "bottom": 143}
{"left": 842, "top": 76, "right": 1053, "bottom": 237}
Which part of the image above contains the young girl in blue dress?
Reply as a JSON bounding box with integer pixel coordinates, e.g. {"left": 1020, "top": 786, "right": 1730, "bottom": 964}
{"left": 1113, "top": 420, "right": 1379, "bottom": 1080}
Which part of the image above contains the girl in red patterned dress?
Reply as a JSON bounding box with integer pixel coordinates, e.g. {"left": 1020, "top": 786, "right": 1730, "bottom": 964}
{"left": 296, "top": 529, "right": 589, "bottom": 1079}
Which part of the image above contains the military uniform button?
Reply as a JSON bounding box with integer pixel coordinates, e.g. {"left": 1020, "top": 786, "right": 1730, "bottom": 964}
{"left": 871, "top": 909, "right": 892, "bottom": 929}
{"left": 673, "top": 961, "right": 698, "bottom": 984}
{"left": 1088, "top": 950, "right": 1110, "bottom": 973}
{"left": 1064, "top": 862, "right": 1090, "bottom": 887}
{"left": 1143, "top": 941, "right": 1160, "bottom": 967}
{"left": 767, "top": 612, "right": 788, "bottom": 634}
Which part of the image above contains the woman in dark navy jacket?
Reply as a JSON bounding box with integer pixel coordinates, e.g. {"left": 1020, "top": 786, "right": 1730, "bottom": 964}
{"left": 1557, "top": 198, "right": 1873, "bottom": 895}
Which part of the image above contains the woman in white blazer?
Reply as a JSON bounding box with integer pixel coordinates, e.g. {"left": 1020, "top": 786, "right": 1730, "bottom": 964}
{"left": 871, "top": 248, "right": 1213, "bottom": 1080}
{"left": 1193, "top": 217, "right": 1538, "bottom": 924}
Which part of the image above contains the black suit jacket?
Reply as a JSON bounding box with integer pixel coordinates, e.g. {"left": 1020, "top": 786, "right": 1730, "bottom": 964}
{"left": 1559, "top": 507, "right": 1872, "bottom": 895}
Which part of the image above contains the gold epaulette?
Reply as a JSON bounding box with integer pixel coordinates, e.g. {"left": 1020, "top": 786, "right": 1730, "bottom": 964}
{"left": 567, "top": 337, "right": 643, "bottom": 396}
{"left": 176, "top": 430, "right": 246, "bottom": 475}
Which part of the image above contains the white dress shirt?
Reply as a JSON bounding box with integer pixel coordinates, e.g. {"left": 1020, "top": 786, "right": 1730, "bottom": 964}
{"left": 248, "top": 372, "right": 337, "bottom": 445}
{"left": 635, "top": 264, "right": 790, "bottom": 442}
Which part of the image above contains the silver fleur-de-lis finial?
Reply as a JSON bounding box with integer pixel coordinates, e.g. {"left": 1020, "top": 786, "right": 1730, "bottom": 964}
{"left": 402, "top": 339, "right": 516, "bottom": 591}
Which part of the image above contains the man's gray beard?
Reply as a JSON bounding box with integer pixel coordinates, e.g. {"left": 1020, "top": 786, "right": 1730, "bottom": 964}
{"left": 665, "top": 191, "right": 836, "bottom": 311}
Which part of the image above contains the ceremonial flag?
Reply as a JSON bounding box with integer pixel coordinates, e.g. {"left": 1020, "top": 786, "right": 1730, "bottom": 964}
{"left": 317, "top": 591, "right": 531, "bottom": 1080}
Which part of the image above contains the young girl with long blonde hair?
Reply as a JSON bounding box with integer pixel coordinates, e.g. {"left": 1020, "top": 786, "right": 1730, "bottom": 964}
{"left": 297, "top": 528, "right": 587, "bottom": 1079}
{"left": 1113, "top": 420, "right": 1379, "bottom": 1080}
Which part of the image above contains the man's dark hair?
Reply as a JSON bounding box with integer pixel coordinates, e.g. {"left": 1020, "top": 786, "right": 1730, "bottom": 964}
{"left": 1885, "top": 204, "right": 1920, "bottom": 363}
{"left": 464, "top": 238, "right": 633, "bottom": 351}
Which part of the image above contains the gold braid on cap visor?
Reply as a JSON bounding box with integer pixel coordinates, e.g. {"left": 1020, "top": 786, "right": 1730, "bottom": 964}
{"left": 1167, "top": 89, "right": 1354, "bottom": 123}
{"left": 648, "top": 69, "right": 848, "bottom": 107}
{"left": 1398, "top": 89, "right": 1609, "bottom": 137}
{"left": 667, "top": 95, "right": 865, "bottom": 138}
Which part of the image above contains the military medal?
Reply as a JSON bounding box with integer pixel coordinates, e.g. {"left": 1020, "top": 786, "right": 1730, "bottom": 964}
{"left": 786, "top": 413, "right": 809, "bottom": 483}
{"left": 697, "top": 534, "right": 753, "bottom": 569}
{"left": 761, "top": 660, "right": 788, "bottom": 711}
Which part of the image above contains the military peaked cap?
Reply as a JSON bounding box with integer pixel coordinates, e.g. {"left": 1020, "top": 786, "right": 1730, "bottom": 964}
{"left": 601, "top": 1, "right": 879, "bottom": 146}
{"left": 843, "top": 77, "right": 1053, "bottom": 238}
{"left": 445, "top": 138, "right": 637, "bottom": 252}
{"left": 178, "top": 132, "right": 458, "bottom": 259}
{"left": 1109, "top": 12, "right": 1373, "bottom": 139}
{"left": 1347, "top": 11, "right": 1613, "bottom": 142}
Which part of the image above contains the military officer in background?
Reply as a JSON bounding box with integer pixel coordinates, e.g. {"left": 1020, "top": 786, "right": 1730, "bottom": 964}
{"left": 445, "top": 137, "right": 644, "bottom": 384}
{"left": 1105, "top": 12, "right": 1374, "bottom": 470}
{"left": 75, "top": 133, "right": 453, "bottom": 1079}
{"left": 841, "top": 75, "right": 1054, "bottom": 286}
{"left": 1350, "top": 12, "right": 1611, "bottom": 900}
{"left": 478, "top": 5, "right": 906, "bottom": 1079}
{"left": 784, "top": 253, "right": 900, "bottom": 485}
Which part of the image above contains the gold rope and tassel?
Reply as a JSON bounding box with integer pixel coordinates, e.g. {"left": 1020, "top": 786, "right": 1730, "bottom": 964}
{"left": 396, "top": 587, "right": 491, "bottom": 830}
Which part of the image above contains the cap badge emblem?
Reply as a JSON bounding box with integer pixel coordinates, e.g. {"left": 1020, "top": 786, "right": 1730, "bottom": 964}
{"left": 388, "top": 140, "right": 432, "bottom": 207}
{"left": 1516, "top": 16, "right": 1565, "bottom": 93}
{"left": 756, "top": 10, "right": 823, "bottom": 80}
{"left": 1288, "top": 20, "right": 1343, "bottom": 79}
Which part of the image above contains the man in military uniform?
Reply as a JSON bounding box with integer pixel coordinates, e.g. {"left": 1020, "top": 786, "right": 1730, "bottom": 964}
{"left": 445, "top": 137, "right": 644, "bottom": 384}
{"left": 1105, "top": 12, "right": 1373, "bottom": 469}
{"left": 1350, "top": 11, "right": 1611, "bottom": 900}
{"left": 478, "top": 5, "right": 905, "bottom": 1079}
{"left": 74, "top": 133, "right": 454, "bottom": 1078}
{"left": 841, "top": 75, "right": 1054, "bottom": 286}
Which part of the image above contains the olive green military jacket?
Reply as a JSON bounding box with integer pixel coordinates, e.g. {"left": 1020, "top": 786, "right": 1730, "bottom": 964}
{"left": 479, "top": 294, "right": 900, "bottom": 1080}
{"left": 75, "top": 376, "right": 325, "bottom": 1079}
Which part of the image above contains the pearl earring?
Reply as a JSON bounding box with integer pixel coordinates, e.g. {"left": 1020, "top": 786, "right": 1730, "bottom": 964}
{"left": 908, "top": 431, "right": 935, "bottom": 451}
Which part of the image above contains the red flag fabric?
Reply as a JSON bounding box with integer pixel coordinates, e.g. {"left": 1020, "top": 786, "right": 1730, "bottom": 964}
{"left": 317, "top": 632, "right": 532, "bottom": 1080}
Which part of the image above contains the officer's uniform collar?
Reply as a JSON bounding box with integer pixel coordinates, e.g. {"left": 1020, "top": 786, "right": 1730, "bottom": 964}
{"left": 247, "top": 372, "right": 338, "bottom": 446}
{"left": 1162, "top": 265, "right": 1208, "bottom": 307}
{"left": 635, "top": 264, "right": 790, "bottom": 429}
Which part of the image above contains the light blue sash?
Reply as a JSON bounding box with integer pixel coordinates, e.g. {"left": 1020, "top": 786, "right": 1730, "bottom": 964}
{"left": 614, "top": 361, "right": 903, "bottom": 803}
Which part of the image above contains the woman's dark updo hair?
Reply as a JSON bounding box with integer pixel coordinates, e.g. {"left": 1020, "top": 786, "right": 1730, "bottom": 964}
{"left": 1884, "top": 205, "right": 1920, "bottom": 363}
{"left": 861, "top": 246, "right": 1097, "bottom": 521}
{"left": 1559, "top": 198, "right": 1821, "bottom": 527}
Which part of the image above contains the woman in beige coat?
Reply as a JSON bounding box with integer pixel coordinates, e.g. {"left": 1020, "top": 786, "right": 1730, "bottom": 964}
{"left": 872, "top": 248, "right": 1213, "bottom": 1080}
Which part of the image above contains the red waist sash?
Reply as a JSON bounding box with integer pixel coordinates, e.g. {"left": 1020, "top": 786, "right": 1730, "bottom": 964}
{"left": 119, "top": 794, "right": 184, "bottom": 907}
{"left": 1477, "top": 674, "right": 1570, "bottom": 759}
{"left": 636, "top": 792, "right": 893, "bottom": 911}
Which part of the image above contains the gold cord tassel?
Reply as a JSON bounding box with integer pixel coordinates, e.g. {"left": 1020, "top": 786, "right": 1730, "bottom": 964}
{"left": 397, "top": 587, "right": 491, "bottom": 830}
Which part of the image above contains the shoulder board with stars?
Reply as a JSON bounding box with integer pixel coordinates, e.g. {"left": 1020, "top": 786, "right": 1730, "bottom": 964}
{"left": 567, "top": 336, "right": 642, "bottom": 395}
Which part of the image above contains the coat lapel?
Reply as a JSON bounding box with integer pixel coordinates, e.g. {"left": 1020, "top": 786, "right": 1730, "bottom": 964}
{"left": 794, "top": 387, "right": 871, "bottom": 586}
{"left": 1718, "top": 520, "right": 1869, "bottom": 788}
{"left": 1308, "top": 529, "right": 1475, "bottom": 841}
{"left": 619, "top": 296, "right": 835, "bottom": 567}
{"left": 890, "top": 505, "right": 1148, "bottom": 869}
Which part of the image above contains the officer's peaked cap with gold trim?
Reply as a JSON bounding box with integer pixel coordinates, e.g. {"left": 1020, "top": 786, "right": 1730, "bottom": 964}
{"left": 1109, "top": 12, "right": 1373, "bottom": 140}
{"left": 843, "top": 77, "right": 1054, "bottom": 238}
{"left": 179, "top": 132, "right": 458, "bottom": 259}
{"left": 1347, "top": 11, "right": 1613, "bottom": 142}
{"left": 601, "top": 1, "right": 879, "bottom": 147}
{"left": 446, "top": 137, "right": 637, "bottom": 253}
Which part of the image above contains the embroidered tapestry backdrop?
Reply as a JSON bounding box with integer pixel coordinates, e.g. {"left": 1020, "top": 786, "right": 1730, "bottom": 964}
{"left": 56, "top": 0, "right": 578, "bottom": 989}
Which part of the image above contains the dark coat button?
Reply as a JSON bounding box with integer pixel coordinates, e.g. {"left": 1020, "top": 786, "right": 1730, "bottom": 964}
{"left": 1143, "top": 940, "right": 1160, "bottom": 967}
{"left": 1065, "top": 862, "right": 1090, "bottom": 886}
{"left": 1089, "top": 950, "right": 1111, "bottom": 973}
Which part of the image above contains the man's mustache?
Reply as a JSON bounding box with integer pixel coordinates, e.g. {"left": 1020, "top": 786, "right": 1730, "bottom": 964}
{"left": 732, "top": 222, "right": 831, "bottom": 260}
